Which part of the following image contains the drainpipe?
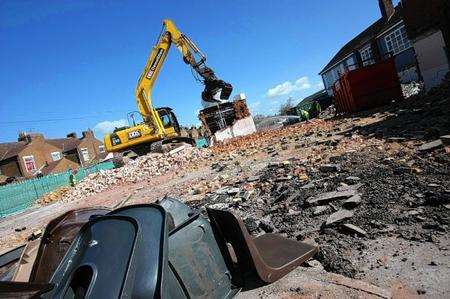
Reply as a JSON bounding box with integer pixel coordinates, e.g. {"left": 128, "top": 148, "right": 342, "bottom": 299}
{"left": 77, "top": 147, "right": 84, "bottom": 168}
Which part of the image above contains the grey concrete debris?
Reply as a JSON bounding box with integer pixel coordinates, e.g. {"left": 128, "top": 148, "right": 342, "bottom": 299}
{"left": 341, "top": 223, "right": 367, "bottom": 236}
{"left": 259, "top": 217, "right": 275, "bottom": 233}
{"left": 342, "top": 195, "right": 362, "bottom": 209}
{"left": 345, "top": 176, "right": 361, "bottom": 184}
{"left": 440, "top": 135, "right": 450, "bottom": 145}
{"left": 208, "top": 203, "right": 229, "bottom": 210}
{"left": 325, "top": 209, "right": 354, "bottom": 226}
{"left": 300, "top": 182, "right": 315, "bottom": 189}
{"left": 337, "top": 183, "right": 363, "bottom": 192}
{"left": 319, "top": 164, "right": 342, "bottom": 173}
{"left": 417, "top": 140, "right": 443, "bottom": 152}
{"left": 313, "top": 206, "right": 329, "bottom": 216}
{"left": 304, "top": 259, "right": 324, "bottom": 270}
{"left": 215, "top": 187, "right": 229, "bottom": 195}
{"left": 307, "top": 190, "right": 357, "bottom": 206}
{"left": 247, "top": 175, "right": 260, "bottom": 182}
{"left": 227, "top": 187, "right": 240, "bottom": 195}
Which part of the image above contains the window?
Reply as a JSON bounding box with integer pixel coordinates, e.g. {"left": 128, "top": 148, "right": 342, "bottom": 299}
{"left": 22, "top": 155, "right": 36, "bottom": 173}
{"left": 346, "top": 56, "right": 357, "bottom": 70}
{"left": 98, "top": 145, "right": 105, "bottom": 153}
{"left": 360, "top": 45, "right": 375, "bottom": 66}
{"left": 51, "top": 151, "right": 61, "bottom": 161}
{"left": 80, "top": 148, "right": 90, "bottom": 162}
{"left": 160, "top": 114, "right": 172, "bottom": 128}
{"left": 384, "top": 25, "right": 411, "bottom": 55}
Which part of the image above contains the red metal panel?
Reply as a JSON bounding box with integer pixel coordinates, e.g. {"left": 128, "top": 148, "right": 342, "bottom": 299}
{"left": 332, "top": 58, "right": 403, "bottom": 113}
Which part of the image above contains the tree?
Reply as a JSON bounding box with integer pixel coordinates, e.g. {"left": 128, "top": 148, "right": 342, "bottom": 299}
{"left": 279, "top": 97, "right": 295, "bottom": 115}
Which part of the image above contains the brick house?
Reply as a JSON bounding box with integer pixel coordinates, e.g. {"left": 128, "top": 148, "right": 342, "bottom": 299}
{"left": 319, "top": 0, "right": 419, "bottom": 95}
{"left": 46, "top": 131, "right": 105, "bottom": 167}
{"left": 0, "top": 130, "right": 105, "bottom": 179}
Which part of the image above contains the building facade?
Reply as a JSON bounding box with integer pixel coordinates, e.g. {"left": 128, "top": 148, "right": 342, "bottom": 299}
{"left": 402, "top": 0, "right": 450, "bottom": 90}
{"left": 319, "top": 0, "right": 418, "bottom": 95}
{"left": 0, "top": 130, "right": 105, "bottom": 179}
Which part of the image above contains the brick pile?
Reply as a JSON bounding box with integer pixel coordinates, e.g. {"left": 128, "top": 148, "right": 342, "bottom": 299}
{"left": 62, "top": 147, "right": 212, "bottom": 202}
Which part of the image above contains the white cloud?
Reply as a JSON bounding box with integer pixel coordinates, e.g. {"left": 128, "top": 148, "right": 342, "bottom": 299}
{"left": 249, "top": 101, "right": 261, "bottom": 108}
{"left": 266, "top": 76, "right": 312, "bottom": 98}
{"left": 315, "top": 81, "right": 325, "bottom": 89}
{"left": 93, "top": 119, "right": 128, "bottom": 137}
{"left": 270, "top": 100, "right": 280, "bottom": 105}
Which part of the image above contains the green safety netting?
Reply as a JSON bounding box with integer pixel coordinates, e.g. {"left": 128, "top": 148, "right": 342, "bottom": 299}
{"left": 0, "top": 161, "right": 115, "bottom": 218}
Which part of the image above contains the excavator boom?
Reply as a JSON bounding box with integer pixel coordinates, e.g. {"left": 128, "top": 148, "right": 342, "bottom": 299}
{"left": 104, "top": 19, "right": 232, "bottom": 154}
{"left": 136, "top": 19, "right": 232, "bottom": 130}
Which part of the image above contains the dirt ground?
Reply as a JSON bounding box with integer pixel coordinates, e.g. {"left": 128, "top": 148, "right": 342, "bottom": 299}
{"left": 0, "top": 87, "right": 449, "bottom": 298}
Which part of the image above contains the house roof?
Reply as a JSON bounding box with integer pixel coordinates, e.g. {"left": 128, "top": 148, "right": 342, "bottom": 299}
{"left": 41, "top": 160, "right": 62, "bottom": 175}
{"left": 41, "top": 157, "right": 79, "bottom": 175}
{"left": 319, "top": 6, "right": 403, "bottom": 75}
{"left": 0, "top": 141, "right": 27, "bottom": 160}
{"left": 46, "top": 138, "right": 81, "bottom": 152}
{"left": 298, "top": 89, "right": 327, "bottom": 106}
{"left": 0, "top": 137, "right": 80, "bottom": 162}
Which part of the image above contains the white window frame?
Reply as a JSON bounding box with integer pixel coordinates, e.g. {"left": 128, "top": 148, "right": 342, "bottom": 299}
{"left": 22, "top": 155, "right": 36, "bottom": 173}
{"left": 51, "top": 151, "right": 61, "bottom": 161}
{"left": 384, "top": 25, "right": 411, "bottom": 55}
{"left": 360, "top": 45, "right": 374, "bottom": 66}
{"left": 80, "top": 148, "right": 90, "bottom": 162}
{"left": 346, "top": 56, "right": 357, "bottom": 71}
{"left": 98, "top": 145, "right": 105, "bottom": 153}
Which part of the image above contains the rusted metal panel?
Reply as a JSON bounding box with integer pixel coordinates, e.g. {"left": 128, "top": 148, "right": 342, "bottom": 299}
{"left": 333, "top": 58, "right": 403, "bottom": 113}
{"left": 206, "top": 208, "right": 318, "bottom": 285}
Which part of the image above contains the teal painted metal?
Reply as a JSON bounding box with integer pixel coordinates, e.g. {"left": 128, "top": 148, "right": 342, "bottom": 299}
{"left": 195, "top": 138, "right": 208, "bottom": 148}
{"left": 0, "top": 161, "right": 115, "bottom": 218}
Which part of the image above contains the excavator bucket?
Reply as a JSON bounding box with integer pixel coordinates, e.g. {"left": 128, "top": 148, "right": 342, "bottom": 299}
{"left": 202, "top": 78, "right": 233, "bottom": 102}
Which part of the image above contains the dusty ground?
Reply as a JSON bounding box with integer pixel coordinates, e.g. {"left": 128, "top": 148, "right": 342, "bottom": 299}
{"left": 0, "top": 84, "right": 449, "bottom": 298}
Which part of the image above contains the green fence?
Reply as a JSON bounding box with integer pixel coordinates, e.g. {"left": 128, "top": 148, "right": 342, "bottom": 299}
{"left": 0, "top": 161, "right": 115, "bottom": 218}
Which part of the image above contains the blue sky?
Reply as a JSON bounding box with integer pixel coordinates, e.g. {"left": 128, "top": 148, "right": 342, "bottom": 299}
{"left": 0, "top": 0, "right": 396, "bottom": 142}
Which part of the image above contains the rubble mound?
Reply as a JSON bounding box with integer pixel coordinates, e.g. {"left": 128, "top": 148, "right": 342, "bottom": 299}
{"left": 188, "top": 77, "right": 450, "bottom": 279}
{"left": 63, "top": 147, "right": 212, "bottom": 202}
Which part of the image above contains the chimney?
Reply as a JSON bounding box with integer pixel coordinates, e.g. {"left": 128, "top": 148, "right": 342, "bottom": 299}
{"left": 18, "top": 132, "right": 44, "bottom": 143}
{"left": 81, "top": 129, "right": 94, "bottom": 139}
{"left": 378, "top": 0, "right": 395, "bottom": 19}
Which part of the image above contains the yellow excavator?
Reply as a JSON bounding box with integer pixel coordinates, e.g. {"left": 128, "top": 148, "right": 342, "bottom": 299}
{"left": 104, "top": 19, "right": 232, "bottom": 154}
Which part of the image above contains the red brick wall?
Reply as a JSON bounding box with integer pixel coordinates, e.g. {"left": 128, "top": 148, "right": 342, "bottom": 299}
{"left": 77, "top": 134, "right": 104, "bottom": 165}
{"left": 17, "top": 141, "right": 62, "bottom": 178}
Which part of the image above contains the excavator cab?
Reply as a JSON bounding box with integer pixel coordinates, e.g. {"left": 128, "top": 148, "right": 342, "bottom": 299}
{"left": 104, "top": 107, "right": 190, "bottom": 155}
{"left": 156, "top": 107, "right": 181, "bottom": 133}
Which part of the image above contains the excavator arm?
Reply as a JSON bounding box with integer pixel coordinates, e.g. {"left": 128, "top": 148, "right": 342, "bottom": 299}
{"left": 135, "top": 19, "right": 232, "bottom": 133}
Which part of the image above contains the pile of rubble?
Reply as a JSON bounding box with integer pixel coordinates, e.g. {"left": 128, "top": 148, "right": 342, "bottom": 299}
{"left": 187, "top": 79, "right": 450, "bottom": 279}
{"left": 62, "top": 147, "right": 212, "bottom": 202}
{"left": 191, "top": 135, "right": 449, "bottom": 278}
{"left": 37, "top": 187, "right": 72, "bottom": 205}
{"left": 402, "top": 82, "right": 423, "bottom": 98}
